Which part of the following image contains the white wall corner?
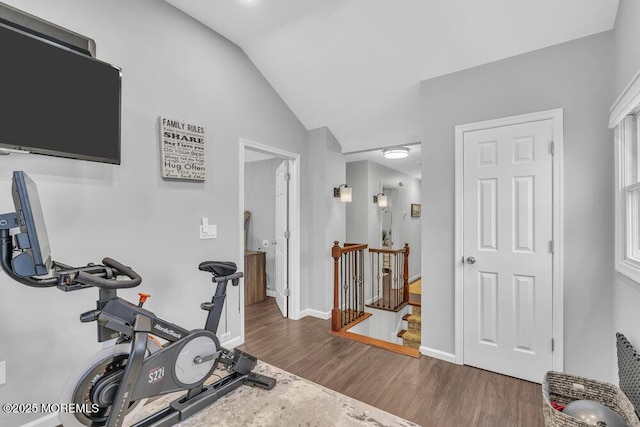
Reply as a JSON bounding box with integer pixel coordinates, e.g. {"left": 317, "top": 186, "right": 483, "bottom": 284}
{"left": 298, "top": 308, "right": 331, "bottom": 320}
{"left": 221, "top": 335, "right": 244, "bottom": 349}
{"left": 420, "top": 346, "right": 459, "bottom": 364}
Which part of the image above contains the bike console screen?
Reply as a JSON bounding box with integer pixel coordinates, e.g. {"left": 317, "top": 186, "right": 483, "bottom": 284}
{"left": 10, "top": 171, "right": 52, "bottom": 277}
{"left": 3, "top": 171, "right": 139, "bottom": 290}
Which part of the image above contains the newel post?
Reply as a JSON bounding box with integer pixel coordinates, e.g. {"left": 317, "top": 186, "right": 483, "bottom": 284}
{"left": 403, "top": 243, "right": 410, "bottom": 303}
{"left": 331, "top": 241, "right": 342, "bottom": 331}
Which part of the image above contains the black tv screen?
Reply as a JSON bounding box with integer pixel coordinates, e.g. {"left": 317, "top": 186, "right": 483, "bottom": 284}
{"left": 0, "top": 22, "right": 121, "bottom": 164}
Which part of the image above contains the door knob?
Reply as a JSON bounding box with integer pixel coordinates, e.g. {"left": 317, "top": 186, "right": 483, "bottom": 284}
{"left": 465, "top": 256, "right": 476, "bottom": 265}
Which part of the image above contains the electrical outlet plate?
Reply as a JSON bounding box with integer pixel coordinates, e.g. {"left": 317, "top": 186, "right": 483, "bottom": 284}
{"left": 220, "top": 332, "right": 231, "bottom": 341}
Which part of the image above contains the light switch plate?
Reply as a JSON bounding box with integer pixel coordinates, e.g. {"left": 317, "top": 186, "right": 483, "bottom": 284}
{"left": 199, "top": 224, "right": 217, "bottom": 239}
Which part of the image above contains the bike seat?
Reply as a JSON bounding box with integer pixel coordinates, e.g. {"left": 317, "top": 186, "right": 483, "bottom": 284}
{"left": 198, "top": 261, "right": 237, "bottom": 277}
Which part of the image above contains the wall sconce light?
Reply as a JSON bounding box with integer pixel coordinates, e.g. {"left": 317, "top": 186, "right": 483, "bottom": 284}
{"left": 373, "top": 192, "right": 388, "bottom": 208}
{"left": 334, "top": 184, "right": 352, "bottom": 202}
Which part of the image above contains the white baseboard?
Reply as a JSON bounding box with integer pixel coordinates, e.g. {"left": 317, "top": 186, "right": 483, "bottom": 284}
{"left": 420, "top": 346, "right": 458, "bottom": 364}
{"left": 366, "top": 292, "right": 382, "bottom": 305}
{"left": 298, "top": 308, "right": 331, "bottom": 320}
{"left": 221, "top": 335, "right": 244, "bottom": 349}
{"left": 21, "top": 412, "right": 59, "bottom": 427}
{"left": 266, "top": 290, "right": 275, "bottom": 298}
{"left": 409, "top": 274, "right": 421, "bottom": 284}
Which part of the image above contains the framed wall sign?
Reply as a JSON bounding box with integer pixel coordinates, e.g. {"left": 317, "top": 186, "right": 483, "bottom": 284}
{"left": 159, "top": 116, "right": 206, "bottom": 181}
{"left": 411, "top": 203, "right": 421, "bottom": 218}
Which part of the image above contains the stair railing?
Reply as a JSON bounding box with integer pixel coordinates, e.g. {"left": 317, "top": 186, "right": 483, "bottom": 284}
{"left": 367, "top": 243, "right": 410, "bottom": 311}
{"left": 331, "top": 241, "right": 368, "bottom": 332}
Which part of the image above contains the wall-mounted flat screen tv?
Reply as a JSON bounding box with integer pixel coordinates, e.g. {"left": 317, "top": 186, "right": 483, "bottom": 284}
{"left": 0, "top": 22, "right": 121, "bottom": 164}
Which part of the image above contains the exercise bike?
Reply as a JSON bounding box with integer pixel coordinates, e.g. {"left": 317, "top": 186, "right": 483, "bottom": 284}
{"left": 0, "top": 171, "right": 275, "bottom": 427}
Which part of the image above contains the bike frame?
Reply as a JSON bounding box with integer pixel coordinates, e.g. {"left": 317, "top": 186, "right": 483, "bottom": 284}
{"left": 81, "top": 277, "right": 255, "bottom": 427}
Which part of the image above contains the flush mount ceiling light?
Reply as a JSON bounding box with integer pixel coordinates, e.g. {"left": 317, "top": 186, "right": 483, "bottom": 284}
{"left": 383, "top": 147, "right": 409, "bottom": 159}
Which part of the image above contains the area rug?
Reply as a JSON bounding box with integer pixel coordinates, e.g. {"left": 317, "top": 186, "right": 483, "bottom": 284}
{"left": 128, "top": 361, "right": 419, "bottom": 426}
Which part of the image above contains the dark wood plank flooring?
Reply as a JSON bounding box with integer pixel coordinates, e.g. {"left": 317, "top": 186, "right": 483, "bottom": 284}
{"left": 238, "top": 298, "right": 544, "bottom": 427}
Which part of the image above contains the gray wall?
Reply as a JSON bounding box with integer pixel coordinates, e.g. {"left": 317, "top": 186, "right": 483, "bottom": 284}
{"left": 612, "top": 0, "right": 640, "bottom": 374}
{"left": 307, "top": 127, "right": 346, "bottom": 315}
{"left": 245, "top": 158, "right": 283, "bottom": 292}
{"left": 0, "top": 0, "right": 307, "bottom": 424}
{"left": 346, "top": 160, "right": 370, "bottom": 245}
{"left": 614, "top": 0, "right": 640, "bottom": 96}
{"left": 421, "top": 31, "right": 615, "bottom": 381}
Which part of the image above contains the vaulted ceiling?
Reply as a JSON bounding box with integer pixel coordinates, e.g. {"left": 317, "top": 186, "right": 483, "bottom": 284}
{"left": 165, "top": 0, "right": 619, "bottom": 153}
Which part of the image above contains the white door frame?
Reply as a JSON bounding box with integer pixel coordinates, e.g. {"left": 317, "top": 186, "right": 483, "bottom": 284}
{"left": 378, "top": 182, "right": 400, "bottom": 248}
{"left": 454, "top": 108, "right": 564, "bottom": 372}
{"left": 239, "top": 139, "right": 302, "bottom": 328}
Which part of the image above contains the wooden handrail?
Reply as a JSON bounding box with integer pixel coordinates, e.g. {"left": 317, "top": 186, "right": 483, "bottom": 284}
{"left": 331, "top": 242, "right": 409, "bottom": 331}
{"left": 338, "top": 243, "right": 368, "bottom": 253}
{"left": 368, "top": 246, "right": 409, "bottom": 254}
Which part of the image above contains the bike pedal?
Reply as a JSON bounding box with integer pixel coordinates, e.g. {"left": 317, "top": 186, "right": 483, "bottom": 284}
{"left": 245, "top": 373, "right": 276, "bottom": 390}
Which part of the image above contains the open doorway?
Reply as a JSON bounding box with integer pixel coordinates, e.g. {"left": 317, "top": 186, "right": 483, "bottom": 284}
{"left": 239, "top": 140, "right": 301, "bottom": 327}
{"left": 344, "top": 143, "right": 421, "bottom": 283}
{"left": 343, "top": 143, "right": 422, "bottom": 351}
{"left": 380, "top": 185, "right": 399, "bottom": 249}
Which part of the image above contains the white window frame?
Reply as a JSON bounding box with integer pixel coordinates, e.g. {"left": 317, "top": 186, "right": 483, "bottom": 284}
{"left": 611, "top": 69, "right": 640, "bottom": 283}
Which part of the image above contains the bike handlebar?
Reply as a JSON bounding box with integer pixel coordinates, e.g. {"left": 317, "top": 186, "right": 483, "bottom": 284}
{"left": 75, "top": 257, "right": 142, "bottom": 289}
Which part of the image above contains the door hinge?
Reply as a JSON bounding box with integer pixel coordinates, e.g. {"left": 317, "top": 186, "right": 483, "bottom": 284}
{"left": 551, "top": 338, "right": 555, "bottom": 352}
{"left": 284, "top": 173, "right": 291, "bottom": 182}
{"left": 284, "top": 230, "right": 290, "bottom": 239}
{"left": 549, "top": 240, "right": 554, "bottom": 254}
{"left": 550, "top": 141, "right": 555, "bottom": 155}
{"left": 284, "top": 288, "right": 291, "bottom": 297}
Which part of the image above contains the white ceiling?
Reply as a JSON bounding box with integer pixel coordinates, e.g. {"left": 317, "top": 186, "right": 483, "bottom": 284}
{"left": 344, "top": 144, "right": 421, "bottom": 180}
{"left": 165, "top": 0, "right": 619, "bottom": 153}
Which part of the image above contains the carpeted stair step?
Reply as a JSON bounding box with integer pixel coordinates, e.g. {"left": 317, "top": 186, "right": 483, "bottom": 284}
{"left": 402, "top": 313, "right": 421, "bottom": 331}
{"left": 411, "top": 306, "right": 421, "bottom": 317}
{"left": 397, "top": 329, "right": 420, "bottom": 349}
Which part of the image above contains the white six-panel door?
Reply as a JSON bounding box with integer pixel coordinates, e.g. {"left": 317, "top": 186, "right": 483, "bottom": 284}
{"left": 462, "top": 119, "right": 554, "bottom": 383}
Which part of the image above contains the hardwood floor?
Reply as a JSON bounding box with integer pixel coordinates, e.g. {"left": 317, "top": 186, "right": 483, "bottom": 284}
{"left": 238, "top": 298, "right": 545, "bottom": 427}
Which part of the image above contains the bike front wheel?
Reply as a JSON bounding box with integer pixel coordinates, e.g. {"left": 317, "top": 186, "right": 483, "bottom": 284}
{"left": 58, "top": 344, "right": 147, "bottom": 427}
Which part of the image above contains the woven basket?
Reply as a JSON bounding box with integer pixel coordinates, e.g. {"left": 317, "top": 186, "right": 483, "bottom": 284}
{"left": 543, "top": 371, "right": 640, "bottom": 426}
